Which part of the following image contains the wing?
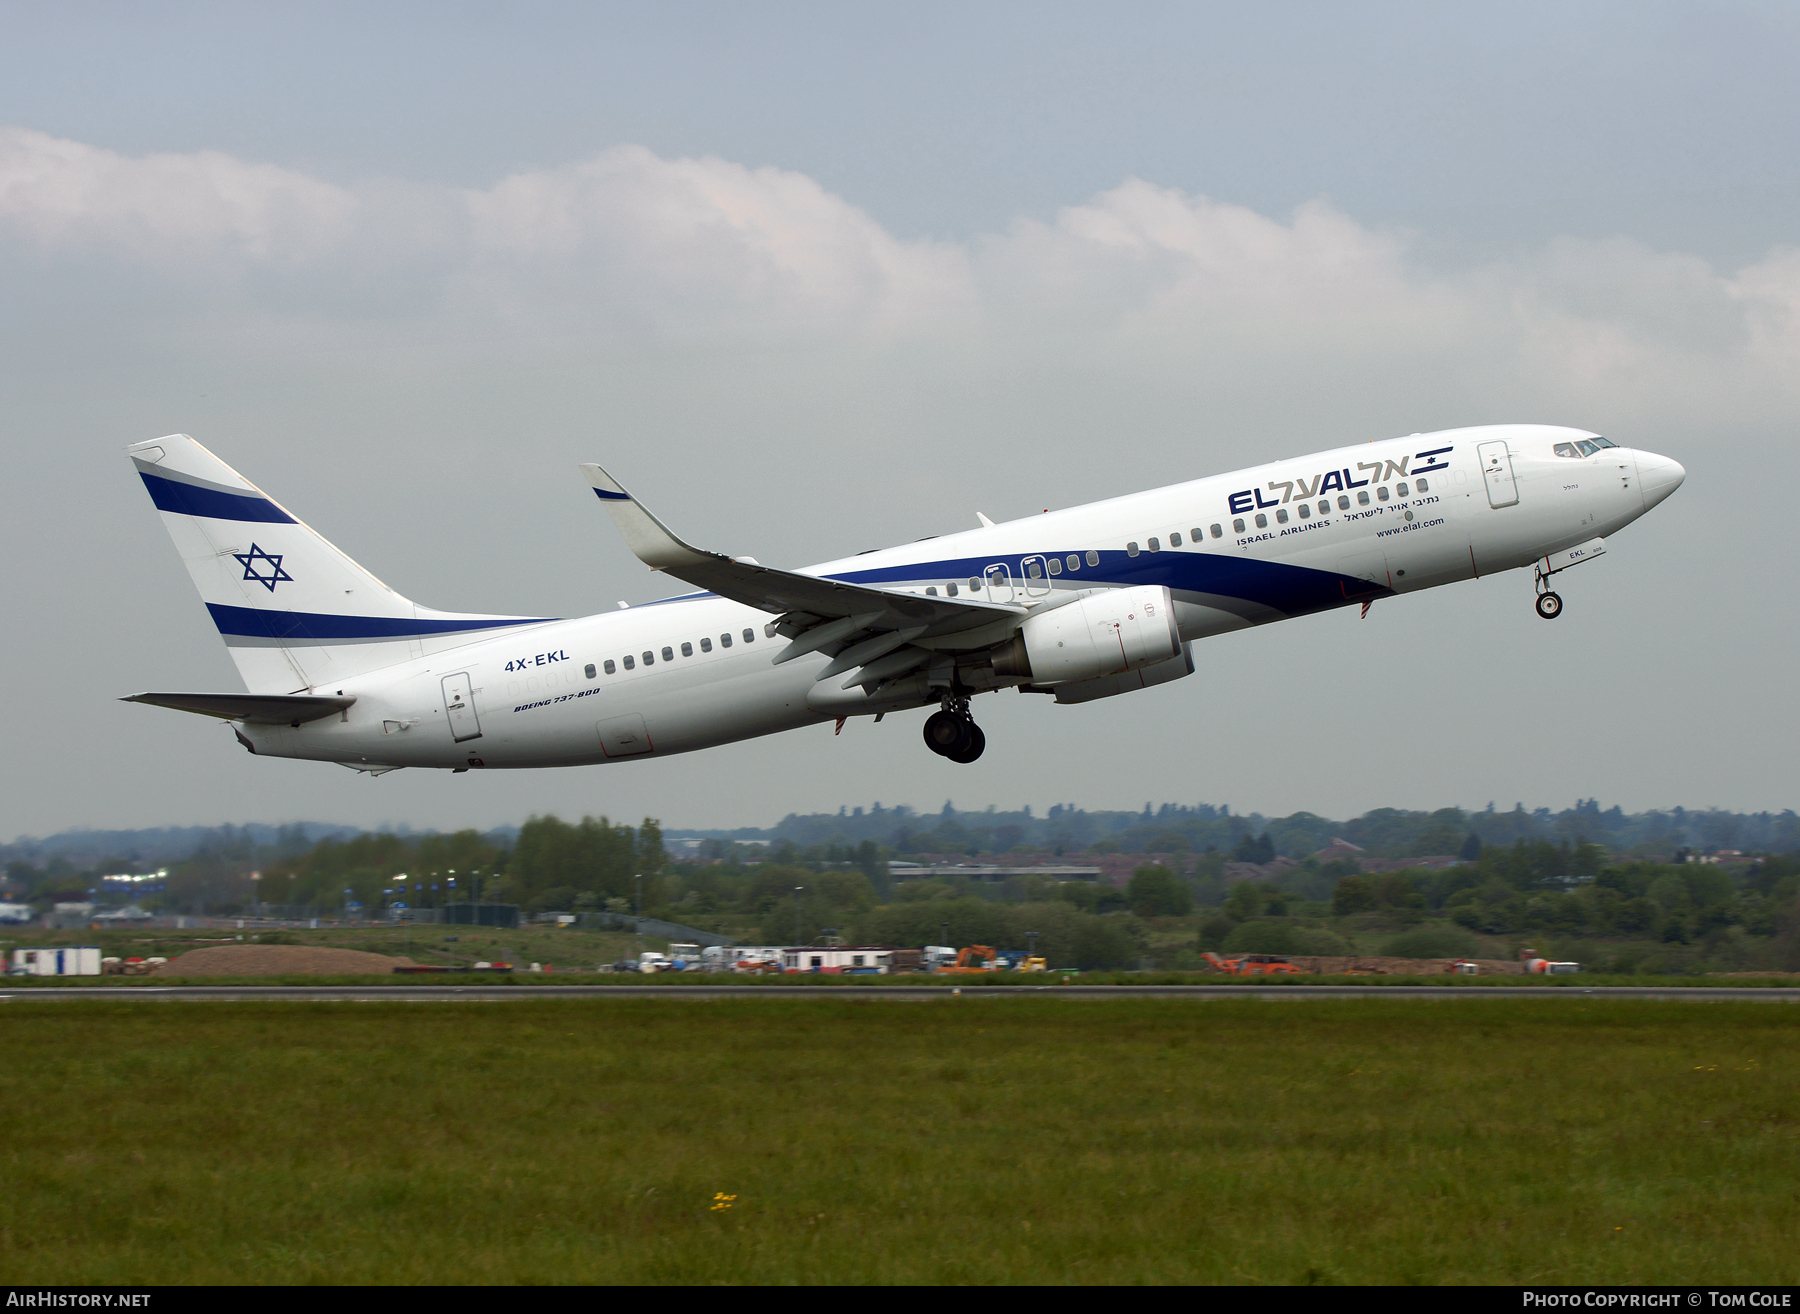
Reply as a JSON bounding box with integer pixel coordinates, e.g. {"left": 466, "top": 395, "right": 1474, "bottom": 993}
{"left": 580, "top": 462, "right": 1025, "bottom": 689}
{"left": 122, "top": 692, "right": 355, "bottom": 724}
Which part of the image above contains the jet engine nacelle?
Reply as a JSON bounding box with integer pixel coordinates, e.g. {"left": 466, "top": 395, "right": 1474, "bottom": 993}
{"left": 992, "top": 585, "right": 1181, "bottom": 685}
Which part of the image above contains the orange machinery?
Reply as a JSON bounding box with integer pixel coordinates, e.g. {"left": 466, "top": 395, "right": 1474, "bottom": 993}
{"left": 1203, "top": 951, "right": 1303, "bottom": 977}
{"left": 936, "top": 945, "right": 998, "bottom": 974}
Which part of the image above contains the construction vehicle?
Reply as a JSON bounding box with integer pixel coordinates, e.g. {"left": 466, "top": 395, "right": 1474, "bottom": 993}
{"left": 1017, "top": 956, "right": 1048, "bottom": 972}
{"left": 1202, "top": 951, "right": 1303, "bottom": 977}
{"left": 936, "top": 945, "right": 998, "bottom": 974}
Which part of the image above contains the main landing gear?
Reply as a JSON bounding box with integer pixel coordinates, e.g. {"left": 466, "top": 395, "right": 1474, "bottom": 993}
{"left": 923, "top": 699, "right": 985, "bottom": 764}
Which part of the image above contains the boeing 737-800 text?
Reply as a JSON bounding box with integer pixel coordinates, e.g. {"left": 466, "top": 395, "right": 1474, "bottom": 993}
{"left": 124, "top": 425, "right": 1683, "bottom": 770}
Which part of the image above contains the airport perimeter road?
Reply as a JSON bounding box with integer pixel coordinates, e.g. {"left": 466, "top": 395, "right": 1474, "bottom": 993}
{"left": 3, "top": 984, "right": 1799, "bottom": 1003}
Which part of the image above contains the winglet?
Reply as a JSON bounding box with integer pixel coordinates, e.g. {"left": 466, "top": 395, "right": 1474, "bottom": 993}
{"left": 579, "top": 463, "right": 716, "bottom": 571}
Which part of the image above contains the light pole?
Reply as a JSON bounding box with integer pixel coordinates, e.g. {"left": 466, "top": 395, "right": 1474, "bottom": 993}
{"left": 794, "top": 886, "right": 804, "bottom": 945}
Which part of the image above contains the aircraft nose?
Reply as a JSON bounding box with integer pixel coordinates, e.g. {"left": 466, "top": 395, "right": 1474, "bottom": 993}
{"left": 1634, "top": 450, "right": 1686, "bottom": 509}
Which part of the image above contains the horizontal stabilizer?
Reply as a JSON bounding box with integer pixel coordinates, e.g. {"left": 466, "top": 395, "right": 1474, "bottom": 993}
{"left": 122, "top": 692, "right": 355, "bottom": 725}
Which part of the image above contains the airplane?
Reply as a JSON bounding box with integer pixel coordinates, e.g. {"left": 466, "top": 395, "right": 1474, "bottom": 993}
{"left": 123, "top": 425, "right": 1683, "bottom": 772}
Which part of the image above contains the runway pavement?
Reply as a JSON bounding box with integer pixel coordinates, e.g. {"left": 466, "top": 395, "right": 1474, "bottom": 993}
{"left": 4, "top": 984, "right": 1798, "bottom": 1002}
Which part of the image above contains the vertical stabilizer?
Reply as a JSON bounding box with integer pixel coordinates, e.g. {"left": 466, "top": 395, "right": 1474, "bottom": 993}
{"left": 130, "top": 436, "right": 551, "bottom": 692}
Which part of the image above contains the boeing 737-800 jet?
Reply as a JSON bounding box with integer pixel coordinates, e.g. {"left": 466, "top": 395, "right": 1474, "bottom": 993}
{"left": 124, "top": 425, "right": 1683, "bottom": 771}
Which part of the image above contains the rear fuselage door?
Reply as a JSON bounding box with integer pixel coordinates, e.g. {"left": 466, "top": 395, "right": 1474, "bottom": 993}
{"left": 442, "top": 672, "right": 482, "bottom": 742}
{"left": 1477, "top": 440, "right": 1520, "bottom": 509}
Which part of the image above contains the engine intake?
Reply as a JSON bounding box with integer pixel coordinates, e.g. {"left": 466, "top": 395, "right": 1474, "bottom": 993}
{"left": 991, "top": 585, "right": 1180, "bottom": 684}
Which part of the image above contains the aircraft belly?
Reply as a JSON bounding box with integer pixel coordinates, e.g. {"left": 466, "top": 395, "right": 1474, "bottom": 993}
{"left": 1171, "top": 597, "right": 1263, "bottom": 638}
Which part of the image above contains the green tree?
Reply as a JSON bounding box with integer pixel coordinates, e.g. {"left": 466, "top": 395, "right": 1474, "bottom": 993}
{"left": 1225, "top": 880, "right": 1265, "bottom": 919}
{"left": 1127, "top": 865, "right": 1192, "bottom": 917}
{"left": 1332, "top": 874, "right": 1375, "bottom": 915}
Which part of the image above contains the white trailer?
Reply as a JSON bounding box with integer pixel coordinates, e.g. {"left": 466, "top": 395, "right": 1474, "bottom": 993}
{"left": 12, "top": 946, "right": 103, "bottom": 976}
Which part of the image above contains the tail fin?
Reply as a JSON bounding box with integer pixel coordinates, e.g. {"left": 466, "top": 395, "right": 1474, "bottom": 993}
{"left": 130, "top": 435, "right": 552, "bottom": 693}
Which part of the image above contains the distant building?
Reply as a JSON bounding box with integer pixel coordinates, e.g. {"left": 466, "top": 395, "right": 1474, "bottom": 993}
{"left": 1311, "top": 839, "right": 1367, "bottom": 864}
{"left": 888, "top": 861, "right": 1100, "bottom": 884}
{"left": 779, "top": 947, "right": 896, "bottom": 973}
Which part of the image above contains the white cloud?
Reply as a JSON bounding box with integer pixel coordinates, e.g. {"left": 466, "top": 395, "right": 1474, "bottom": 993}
{"left": 458, "top": 145, "right": 973, "bottom": 335}
{"left": 0, "top": 126, "right": 357, "bottom": 262}
{"left": 2, "top": 126, "right": 1797, "bottom": 428}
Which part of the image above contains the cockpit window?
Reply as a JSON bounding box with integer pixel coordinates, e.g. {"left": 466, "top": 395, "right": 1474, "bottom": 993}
{"left": 1589, "top": 436, "right": 1616, "bottom": 448}
{"left": 1554, "top": 442, "right": 1581, "bottom": 458}
{"left": 1557, "top": 436, "right": 1617, "bottom": 458}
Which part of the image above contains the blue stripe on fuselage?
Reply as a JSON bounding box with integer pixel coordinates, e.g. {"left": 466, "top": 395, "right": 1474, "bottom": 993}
{"left": 206, "top": 604, "right": 553, "bottom": 642}
{"left": 832, "top": 550, "right": 1381, "bottom": 617}
{"left": 140, "top": 472, "right": 297, "bottom": 523}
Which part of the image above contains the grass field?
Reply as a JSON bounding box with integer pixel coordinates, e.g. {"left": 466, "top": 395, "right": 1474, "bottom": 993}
{"left": 1, "top": 997, "right": 1795, "bottom": 1284}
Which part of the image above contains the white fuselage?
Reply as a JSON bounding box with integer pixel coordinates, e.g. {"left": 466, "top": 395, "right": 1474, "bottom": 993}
{"left": 239, "top": 424, "right": 1681, "bottom": 770}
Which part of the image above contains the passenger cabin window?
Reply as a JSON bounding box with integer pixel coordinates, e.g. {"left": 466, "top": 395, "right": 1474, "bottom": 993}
{"left": 947, "top": 581, "right": 958, "bottom": 595}
{"left": 1376, "top": 486, "right": 1389, "bottom": 501}
{"left": 1396, "top": 481, "right": 1409, "bottom": 497}
{"left": 1169, "top": 531, "right": 1182, "bottom": 546}
{"left": 742, "top": 629, "right": 755, "bottom": 643}
{"left": 1046, "top": 558, "right": 1061, "bottom": 575}
{"left": 700, "top": 637, "right": 712, "bottom": 653}
{"left": 584, "top": 663, "right": 596, "bottom": 679}
{"left": 720, "top": 633, "right": 732, "bottom": 648}
{"left": 1085, "top": 550, "right": 1099, "bottom": 566}
{"left": 1318, "top": 500, "right": 1329, "bottom": 515}
{"left": 968, "top": 577, "right": 981, "bottom": 590}
{"left": 1357, "top": 491, "right": 1370, "bottom": 506}
{"left": 680, "top": 642, "right": 693, "bottom": 657}
{"left": 1210, "top": 524, "right": 1222, "bottom": 539}
{"left": 643, "top": 651, "right": 655, "bottom": 666}
{"left": 662, "top": 646, "right": 674, "bottom": 662}
{"left": 1066, "top": 554, "right": 1080, "bottom": 571}
{"left": 1275, "top": 508, "right": 1289, "bottom": 523}
{"left": 1254, "top": 514, "right": 1267, "bottom": 529}
{"left": 1297, "top": 503, "right": 1310, "bottom": 519}
{"left": 1416, "top": 477, "right": 1429, "bottom": 492}
{"left": 1337, "top": 495, "right": 1350, "bottom": 510}
{"left": 1126, "top": 542, "right": 1139, "bottom": 556}
{"left": 604, "top": 659, "right": 616, "bottom": 674}
{"left": 1146, "top": 537, "right": 1159, "bottom": 552}
{"left": 1233, "top": 518, "right": 1245, "bottom": 533}
{"left": 1026, "top": 559, "right": 1043, "bottom": 577}
{"left": 623, "top": 655, "right": 635, "bottom": 670}
{"left": 925, "top": 585, "right": 938, "bottom": 595}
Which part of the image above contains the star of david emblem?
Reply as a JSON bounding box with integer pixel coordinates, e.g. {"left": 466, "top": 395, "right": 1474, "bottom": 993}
{"left": 232, "top": 543, "right": 293, "bottom": 592}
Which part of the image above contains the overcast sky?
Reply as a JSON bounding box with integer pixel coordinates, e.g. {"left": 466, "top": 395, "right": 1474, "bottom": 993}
{"left": 3, "top": 2, "right": 1797, "bottom": 839}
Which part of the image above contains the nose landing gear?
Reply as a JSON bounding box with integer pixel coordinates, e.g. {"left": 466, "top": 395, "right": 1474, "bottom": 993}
{"left": 923, "top": 699, "right": 985, "bottom": 763}
{"left": 1534, "top": 562, "right": 1564, "bottom": 620}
